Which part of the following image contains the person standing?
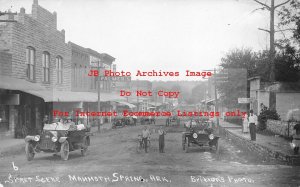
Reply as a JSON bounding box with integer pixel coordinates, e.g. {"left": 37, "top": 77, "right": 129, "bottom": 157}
{"left": 158, "top": 126, "right": 166, "bottom": 153}
{"left": 142, "top": 126, "right": 150, "bottom": 153}
{"left": 248, "top": 110, "right": 258, "bottom": 141}
{"left": 242, "top": 113, "right": 249, "bottom": 133}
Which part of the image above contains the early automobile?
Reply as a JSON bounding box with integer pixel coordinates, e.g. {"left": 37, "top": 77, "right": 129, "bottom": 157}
{"left": 166, "top": 116, "right": 180, "bottom": 126}
{"left": 112, "top": 117, "right": 126, "bottom": 128}
{"left": 182, "top": 119, "right": 220, "bottom": 154}
{"left": 24, "top": 122, "right": 91, "bottom": 161}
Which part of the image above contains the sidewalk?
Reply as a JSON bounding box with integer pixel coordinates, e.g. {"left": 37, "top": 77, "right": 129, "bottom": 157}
{"left": 0, "top": 122, "right": 113, "bottom": 157}
{"left": 219, "top": 120, "right": 300, "bottom": 165}
{"left": 0, "top": 137, "right": 25, "bottom": 157}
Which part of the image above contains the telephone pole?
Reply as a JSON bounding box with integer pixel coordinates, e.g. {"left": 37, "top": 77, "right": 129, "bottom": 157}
{"left": 253, "top": 0, "right": 290, "bottom": 82}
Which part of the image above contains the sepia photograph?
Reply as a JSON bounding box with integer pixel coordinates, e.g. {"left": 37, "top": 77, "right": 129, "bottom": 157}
{"left": 0, "top": 0, "right": 300, "bottom": 186}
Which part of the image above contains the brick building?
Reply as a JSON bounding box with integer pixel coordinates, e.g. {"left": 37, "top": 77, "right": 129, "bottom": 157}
{"left": 0, "top": 0, "right": 71, "bottom": 137}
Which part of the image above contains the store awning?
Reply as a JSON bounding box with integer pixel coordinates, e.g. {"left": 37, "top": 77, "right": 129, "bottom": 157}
{"left": 148, "top": 102, "right": 162, "bottom": 107}
{"left": 115, "top": 101, "right": 136, "bottom": 108}
{"left": 26, "top": 90, "right": 126, "bottom": 102}
{"left": 0, "top": 75, "right": 46, "bottom": 91}
{"left": 0, "top": 76, "right": 125, "bottom": 102}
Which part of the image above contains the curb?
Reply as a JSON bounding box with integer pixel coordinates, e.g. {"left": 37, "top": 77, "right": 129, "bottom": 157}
{"left": 219, "top": 126, "right": 300, "bottom": 165}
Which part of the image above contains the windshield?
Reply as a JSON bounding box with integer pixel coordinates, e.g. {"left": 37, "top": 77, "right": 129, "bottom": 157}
{"left": 43, "top": 122, "right": 70, "bottom": 131}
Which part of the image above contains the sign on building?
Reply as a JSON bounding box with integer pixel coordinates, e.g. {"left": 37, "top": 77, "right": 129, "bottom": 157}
{"left": 238, "top": 98, "right": 252, "bottom": 104}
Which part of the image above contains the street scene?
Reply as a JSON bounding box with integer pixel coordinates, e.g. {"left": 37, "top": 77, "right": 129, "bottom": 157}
{"left": 0, "top": 120, "right": 300, "bottom": 187}
{"left": 1, "top": 0, "right": 300, "bottom": 186}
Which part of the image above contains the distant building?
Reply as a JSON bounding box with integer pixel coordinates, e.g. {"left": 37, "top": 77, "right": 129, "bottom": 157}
{"left": 249, "top": 76, "right": 300, "bottom": 120}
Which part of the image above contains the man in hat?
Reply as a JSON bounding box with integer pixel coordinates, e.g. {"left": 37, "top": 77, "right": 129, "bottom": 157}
{"left": 158, "top": 125, "right": 166, "bottom": 153}
{"left": 248, "top": 109, "right": 258, "bottom": 141}
{"left": 141, "top": 126, "right": 151, "bottom": 153}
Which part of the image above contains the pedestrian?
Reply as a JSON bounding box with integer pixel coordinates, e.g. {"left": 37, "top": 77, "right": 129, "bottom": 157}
{"left": 242, "top": 113, "right": 249, "bottom": 133}
{"left": 133, "top": 116, "right": 137, "bottom": 125}
{"left": 248, "top": 109, "right": 258, "bottom": 141}
{"left": 292, "top": 123, "right": 300, "bottom": 155}
{"left": 142, "top": 126, "right": 151, "bottom": 153}
{"left": 166, "top": 117, "right": 170, "bottom": 126}
{"left": 158, "top": 126, "right": 166, "bottom": 153}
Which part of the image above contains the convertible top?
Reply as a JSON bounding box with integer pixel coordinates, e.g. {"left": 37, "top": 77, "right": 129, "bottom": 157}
{"left": 43, "top": 122, "right": 73, "bottom": 131}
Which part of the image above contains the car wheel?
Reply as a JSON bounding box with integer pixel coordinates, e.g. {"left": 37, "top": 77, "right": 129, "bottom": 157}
{"left": 60, "top": 141, "right": 69, "bottom": 161}
{"left": 25, "top": 142, "right": 35, "bottom": 161}
{"left": 185, "top": 137, "right": 189, "bottom": 153}
{"left": 81, "top": 137, "right": 89, "bottom": 156}
{"left": 215, "top": 140, "right": 220, "bottom": 155}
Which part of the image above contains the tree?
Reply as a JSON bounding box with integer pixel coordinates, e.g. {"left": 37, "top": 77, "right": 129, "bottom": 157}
{"left": 218, "top": 48, "right": 254, "bottom": 109}
{"left": 187, "top": 83, "right": 206, "bottom": 104}
{"left": 253, "top": 0, "right": 291, "bottom": 81}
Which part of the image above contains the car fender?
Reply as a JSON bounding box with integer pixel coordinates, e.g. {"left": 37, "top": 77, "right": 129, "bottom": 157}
{"left": 59, "top": 137, "right": 68, "bottom": 143}
{"left": 24, "top": 136, "right": 36, "bottom": 142}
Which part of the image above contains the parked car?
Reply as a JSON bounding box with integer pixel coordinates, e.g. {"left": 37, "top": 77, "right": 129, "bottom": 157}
{"left": 112, "top": 117, "right": 126, "bottom": 128}
{"left": 182, "top": 120, "right": 220, "bottom": 154}
{"left": 24, "top": 122, "right": 91, "bottom": 161}
{"left": 140, "top": 116, "right": 155, "bottom": 125}
{"left": 123, "top": 116, "right": 136, "bottom": 126}
{"left": 166, "top": 116, "right": 180, "bottom": 126}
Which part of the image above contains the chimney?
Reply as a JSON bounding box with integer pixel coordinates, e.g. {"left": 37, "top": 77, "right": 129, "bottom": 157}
{"left": 33, "top": 0, "right": 38, "bottom": 5}
{"left": 20, "top": 7, "right": 25, "bottom": 14}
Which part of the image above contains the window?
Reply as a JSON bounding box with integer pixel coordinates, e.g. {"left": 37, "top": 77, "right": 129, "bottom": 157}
{"left": 56, "top": 56, "right": 63, "bottom": 84}
{"left": 26, "top": 47, "right": 35, "bottom": 80}
{"left": 42, "top": 52, "right": 50, "bottom": 83}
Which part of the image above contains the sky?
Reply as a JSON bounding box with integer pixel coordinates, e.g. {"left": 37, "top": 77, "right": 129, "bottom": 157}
{"left": 0, "top": 0, "right": 289, "bottom": 81}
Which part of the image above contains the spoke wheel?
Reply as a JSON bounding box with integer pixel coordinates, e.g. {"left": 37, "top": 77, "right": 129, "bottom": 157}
{"left": 60, "top": 141, "right": 69, "bottom": 161}
{"left": 25, "top": 142, "right": 35, "bottom": 161}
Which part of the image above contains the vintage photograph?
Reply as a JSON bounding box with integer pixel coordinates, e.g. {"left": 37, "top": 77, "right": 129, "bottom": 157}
{"left": 0, "top": 0, "right": 300, "bottom": 186}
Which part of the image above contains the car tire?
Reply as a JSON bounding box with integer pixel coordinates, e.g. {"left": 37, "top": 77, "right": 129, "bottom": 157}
{"left": 60, "top": 141, "right": 69, "bottom": 161}
{"left": 81, "top": 137, "right": 89, "bottom": 156}
{"left": 25, "top": 142, "right": 35, "bottom": 161}
{"left": 185, "top": 137, "right": 189, "bottom": 153}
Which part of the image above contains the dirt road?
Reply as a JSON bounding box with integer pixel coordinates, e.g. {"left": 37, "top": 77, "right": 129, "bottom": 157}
{"left": 0, "top": 122, "right": 300, "bottom": 187}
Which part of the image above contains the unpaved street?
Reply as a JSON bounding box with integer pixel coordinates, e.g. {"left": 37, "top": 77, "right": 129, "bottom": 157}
{"left": 0, "top": 122, "right": 300, "bottom": 187}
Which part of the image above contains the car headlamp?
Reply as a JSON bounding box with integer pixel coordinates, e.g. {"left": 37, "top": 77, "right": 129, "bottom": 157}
{"left": 290, "top": 142, "right": 296, "bottom": 149}
{"left": 192, "top": 133, "right": 198, "bottom": 139}
{"left": 34, "top": 135, "right": 40, "bottom": 141}
{"left": 209, "top": 134, "right": 214, "bottom": 140}
{"left": 51, "top": 136, "right": 58, "bottom": 142}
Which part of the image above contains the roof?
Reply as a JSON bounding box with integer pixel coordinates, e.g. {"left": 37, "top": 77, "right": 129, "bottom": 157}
{"left": 115, "top": 101, "right": 136, "bottom": 108}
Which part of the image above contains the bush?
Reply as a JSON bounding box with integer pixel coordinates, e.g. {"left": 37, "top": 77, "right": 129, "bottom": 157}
{"left": 258, "top": 105, "right": 280, "bottom": 131}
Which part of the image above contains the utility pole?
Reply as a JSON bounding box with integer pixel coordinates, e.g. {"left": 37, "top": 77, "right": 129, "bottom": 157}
{"left": 97, "top": 60, "right": 102, "bottom": 133}
{"left": 253, "top": 0, "right": 290, "bottom": 82}
{"left": 213, "top": 68, "right": 219, "bottom": 127}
